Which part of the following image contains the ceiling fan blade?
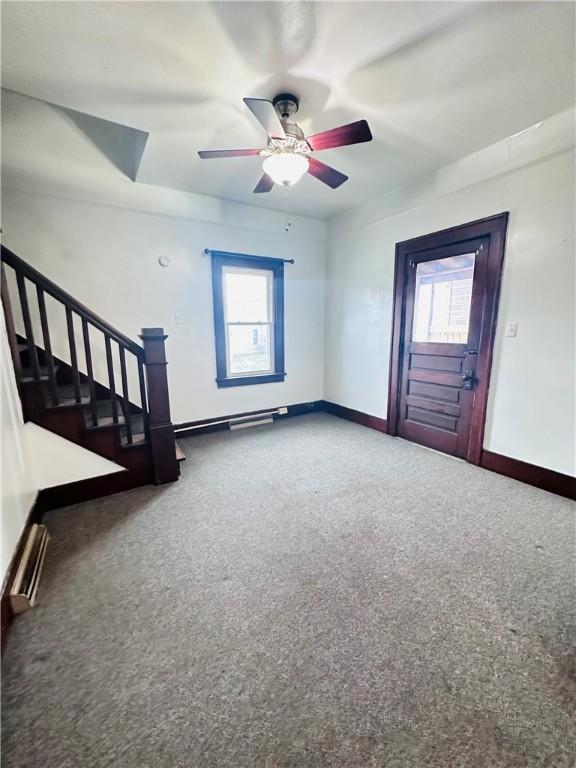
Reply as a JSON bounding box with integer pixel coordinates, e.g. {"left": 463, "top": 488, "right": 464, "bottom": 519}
{"left": 198, "top": 149, "right": 262, "bottom": 159}
{"left": 253, "top": 173, "right": 274, "bottom": 194}
{"left": 243, "top": 98, "right": 286, "bottom": 139}
{"left": 307, "top": 157, "right": 348, "bottom": 189}
{"left": 306, "top": 119, "right": 372, "bottom": 151}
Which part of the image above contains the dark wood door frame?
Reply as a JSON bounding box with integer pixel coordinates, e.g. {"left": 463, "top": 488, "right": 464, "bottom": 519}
{"left": 387, "top": 213, "right": 509, "bottom": 465}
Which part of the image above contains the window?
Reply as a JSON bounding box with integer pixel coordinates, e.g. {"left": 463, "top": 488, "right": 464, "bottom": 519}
{"left": 211, "top": 252, "right": 285, "bottom": 387}
{"left": 412, "top": 253, "right": 475, "bottom": 344}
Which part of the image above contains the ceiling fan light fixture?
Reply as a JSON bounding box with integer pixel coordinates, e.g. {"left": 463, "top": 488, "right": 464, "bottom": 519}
{"left": 262, "top": 152, "right": 309, "bottom": 186}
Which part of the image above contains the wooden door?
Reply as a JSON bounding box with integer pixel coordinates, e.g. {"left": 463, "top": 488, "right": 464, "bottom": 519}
{"left": 388, "top": 215, "right": 508, "bottom": 464}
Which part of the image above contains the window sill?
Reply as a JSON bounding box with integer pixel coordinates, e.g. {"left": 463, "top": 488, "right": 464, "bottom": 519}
{"left": 216, "top": 373, "right": 286, "bottom": 388}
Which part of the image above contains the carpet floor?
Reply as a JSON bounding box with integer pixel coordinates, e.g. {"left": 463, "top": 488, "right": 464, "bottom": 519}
{"left": 2, "top": 413, "right": 575, "bottom": 767}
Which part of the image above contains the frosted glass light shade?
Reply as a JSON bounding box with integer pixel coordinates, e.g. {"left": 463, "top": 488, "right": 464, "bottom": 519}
{"left": 262, "top": 153, "right": 309, "bottom": 186}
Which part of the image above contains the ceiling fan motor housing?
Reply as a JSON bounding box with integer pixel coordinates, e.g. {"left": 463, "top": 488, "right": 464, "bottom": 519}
{"left": 273, "top": 93, "right": 299, "bottom": 119}
{"left": 272, "top": 93, "right": 305, "bottom": 139}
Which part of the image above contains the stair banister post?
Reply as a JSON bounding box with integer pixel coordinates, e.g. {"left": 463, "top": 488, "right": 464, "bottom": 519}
{"left": 140, "top": 327, "right": 179, "bottom": 484}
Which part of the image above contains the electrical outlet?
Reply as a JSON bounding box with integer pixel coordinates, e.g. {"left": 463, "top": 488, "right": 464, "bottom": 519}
{"left": 174, "top": 312, "right": 183, "bottom": 325}
{"left": 505, "top": 321, "right": 518, "bottom": 338}
{"left": 278, "top": 407, "right": 288, "bottom": 415}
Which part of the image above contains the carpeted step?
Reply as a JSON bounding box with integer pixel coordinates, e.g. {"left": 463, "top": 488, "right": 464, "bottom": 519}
{"left": 21, "top": 365, "right": 58, "bottom": 383}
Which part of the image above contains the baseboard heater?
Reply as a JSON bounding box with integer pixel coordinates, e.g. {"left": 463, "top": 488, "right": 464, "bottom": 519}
{"left": 230, "top": 413, "right": 275, "bottom": 430}
{"left": 10, "top": 524, "right": 50, "bottom": 614}
{"left": 178, "top": 406, "right": 288, "bottom": 433}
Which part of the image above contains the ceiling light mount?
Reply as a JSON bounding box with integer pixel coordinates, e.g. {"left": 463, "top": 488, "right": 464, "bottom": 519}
{"left": 273, "top": 93, "right": 299, "bottom": 120}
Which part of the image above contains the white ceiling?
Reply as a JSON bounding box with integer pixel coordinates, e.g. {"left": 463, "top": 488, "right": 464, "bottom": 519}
{"left": 1, "top": 1, "right": 574, "bottom": 219}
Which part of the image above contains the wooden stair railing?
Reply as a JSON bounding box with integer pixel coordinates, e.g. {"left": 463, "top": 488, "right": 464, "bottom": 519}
{"left": 1, "top": 245, "right": 179, "bottom": 486}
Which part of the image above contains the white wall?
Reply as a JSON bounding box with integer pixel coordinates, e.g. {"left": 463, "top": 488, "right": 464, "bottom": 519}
{"left": 26, "top": 423, "right": 123, "bottom": 490}
{"left": 1, "top": 312, "right": 37, "bottom": 580}
{"left": 1, "top": 190, "right": 325, "bottom": 425}
{"left": 325, "top": 111, "right": 575, "bottom": 476}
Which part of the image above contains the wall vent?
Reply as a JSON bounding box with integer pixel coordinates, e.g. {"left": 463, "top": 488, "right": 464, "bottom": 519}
{"left": 10, "top": 524, "right": 50, "bottom": 614}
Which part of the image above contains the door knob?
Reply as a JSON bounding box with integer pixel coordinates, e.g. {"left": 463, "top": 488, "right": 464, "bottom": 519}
{"left": 462, "top": 369, "right": 476, "bottom": 390}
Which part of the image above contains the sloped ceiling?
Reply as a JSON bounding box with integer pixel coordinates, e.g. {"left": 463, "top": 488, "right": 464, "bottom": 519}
{"left": 1, "top": 1, "right": 574, "bottom": 218}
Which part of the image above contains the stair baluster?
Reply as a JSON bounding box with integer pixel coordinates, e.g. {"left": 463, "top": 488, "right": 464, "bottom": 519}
{"left": 104, "top": 335, "right": 119, "bottom": 425}
{"left": 81, "top": 318, "right": 98, "bottom": 427}
{"left": 36, "top": 286, "right": 59, "bottom": 405}
{"left": 118, "top": 345, "right": 133, "bottom": 445}
{"left": 137, "top": 358, "right": 150, "bottom": 441}
{"left": 16, "top": 273, "right": 41, "bottom": 381}
{"left": 65, "top": 307, "right": 82, "bottom": 403}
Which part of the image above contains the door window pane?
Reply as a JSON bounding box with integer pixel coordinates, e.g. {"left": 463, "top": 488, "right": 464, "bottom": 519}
{"left": 224, "top": 269, "right": 271, "bottom": 322}
{"left": 227, "top": 324, "right": 272, "bottom": 374}
{"left": 412, "top": 253, "right": 475, "bottom": 343}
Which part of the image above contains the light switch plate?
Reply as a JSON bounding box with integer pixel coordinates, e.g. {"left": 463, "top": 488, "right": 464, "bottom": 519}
{"left": 505, "top": 321, "right": 518, "bottom": 337}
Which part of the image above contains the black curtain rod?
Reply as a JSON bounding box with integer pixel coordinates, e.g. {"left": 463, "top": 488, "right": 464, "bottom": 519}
{"left": 203, "top": 248, "right": 294, "bottom": 264}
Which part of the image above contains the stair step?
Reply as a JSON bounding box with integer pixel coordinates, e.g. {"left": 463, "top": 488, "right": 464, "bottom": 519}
{"left": 124, "top": 432, "right": 148, "bottom": 447}
{"left": 84, "top": 409, "right": 146, "bottom": 449}
{"left": 48, "top": 396, "right": 92, "bottom": 409}
{"left": 85, "top": 414, "right": 126, "bottom": 429}
{"left": 53, "top": 382, "right": 91, "bottom": 399}
{"left": 93, "top": 398, "right": 126, "bottom": 419}
{"left": 21, "top": 374, "right": 51, "bottom": 384}
{"left": 119, "top": 414, "right": 145, "bottom": 435}
{"left": 21, "top": 365, "right": 59, "bottom": 379}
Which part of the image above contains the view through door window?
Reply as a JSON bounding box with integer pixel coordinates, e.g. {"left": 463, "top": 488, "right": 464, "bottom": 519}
{"left": 412, "top": 253, "right": 475, "bottom": 343}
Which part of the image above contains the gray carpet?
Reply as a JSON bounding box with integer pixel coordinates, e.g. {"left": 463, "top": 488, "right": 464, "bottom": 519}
{"left": 2, "top": 413, "right": 575, "bottom": 767}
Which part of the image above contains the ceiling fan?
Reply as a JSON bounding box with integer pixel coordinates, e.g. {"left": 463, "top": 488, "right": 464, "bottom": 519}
{"left": 198, "top": 94, "right": 373, "bottom": 193}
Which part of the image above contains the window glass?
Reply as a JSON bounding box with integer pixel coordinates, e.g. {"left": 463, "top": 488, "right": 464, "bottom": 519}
{"left": 222, "top": 267, "right": 274, "bottom": 376}
{"left": 224, "top": 270, "right": 271, "bottom": 323}
{"left": 228, "top": 324, "right": 272, "bottom": 374}
{"left": 412, "top": 253, "right": 475, "bottom": 343}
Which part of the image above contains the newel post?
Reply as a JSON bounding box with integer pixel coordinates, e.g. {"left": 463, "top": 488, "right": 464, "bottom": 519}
{"left": 140, "top": 327, "right": 179, "bottom": 484}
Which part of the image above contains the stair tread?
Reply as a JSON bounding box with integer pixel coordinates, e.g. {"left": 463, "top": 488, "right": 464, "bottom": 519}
{"left": 55, "top": 383, "right": 93, "bottom": 397}
{"left": 48, "top": 396, "right": 92, "bottom": 409}
{"left": 123, "top": 432, "right": 148, "bottom": 447}
{"left": 21, "top": 365, "right": 59, "bottom": 377}
{"left": 86, "top": 414, "right": 126, "bottom": 428}
{"left": 84, "top": 413, "right": 146, "bottom": 453}
{"left": 21, "top": 375, "right": 50, "bottom": 383}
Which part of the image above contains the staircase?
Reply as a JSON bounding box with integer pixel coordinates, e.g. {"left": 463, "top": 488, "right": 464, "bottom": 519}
{"left": 1, "top": 245, "right": 183, "bottom": 500}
